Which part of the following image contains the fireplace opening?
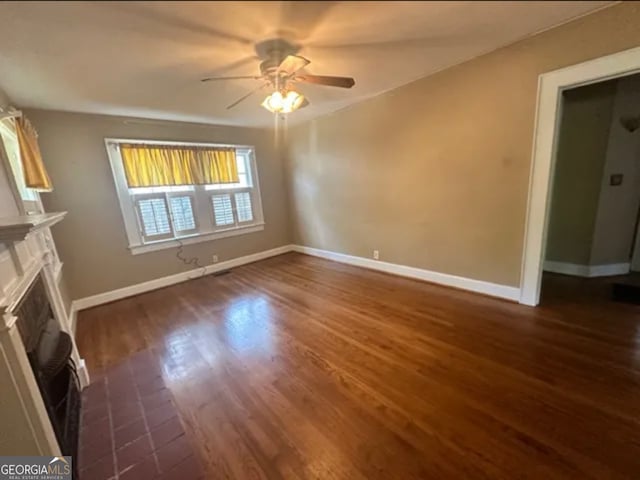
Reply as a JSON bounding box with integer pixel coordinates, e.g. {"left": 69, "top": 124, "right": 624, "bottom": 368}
{"left": 14, "top": 274, "right": 81, "bottom": 474}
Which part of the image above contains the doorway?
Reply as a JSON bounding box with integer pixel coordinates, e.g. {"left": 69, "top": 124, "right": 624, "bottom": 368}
{"left": 520, "top": 45, "right": 640, "bottom": 306}
{"left": 540, "top": 74, "right": 640, "bottom": 303}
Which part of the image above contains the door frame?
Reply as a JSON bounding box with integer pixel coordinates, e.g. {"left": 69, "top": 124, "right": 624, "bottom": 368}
{"left": 520, "top": 45, "right": 640, "bottom": 306}
{"left": 631, "top": 206, "right": 640, "bottom": 272}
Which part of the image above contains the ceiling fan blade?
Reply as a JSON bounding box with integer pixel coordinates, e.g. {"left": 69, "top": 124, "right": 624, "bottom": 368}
{"left": 226, "top": 84, "right": 268, "bottom": 110}
{"left": 300, "top": 98, "right": 310, "bottom": 109}
{"left": 295, "top": 74, "right": 355, "bottom": 88}
{"left": 277, "top": 55, "right": 310, "bottom": 75}
{"left": 201, "top": 75, "right": 262, "bottom": 82}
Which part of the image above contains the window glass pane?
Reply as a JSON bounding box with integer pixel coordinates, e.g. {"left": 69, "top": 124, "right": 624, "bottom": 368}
{"left": 138, "top": 198, "right": 171, "bottom": 236}
{"left": 0, "top": 119, "right": 38, "bottom": 202}
{"left": 169, "top": 196, "right": 196, "bottom": 232}
{"left": 235, "top": 192, "right": 253, "bottom": 223}
{"left": 236, "top": 154, "right": 247, "bottom": 174}
{"left": 204, "top": 150, "right": 252, "bottom": 190}
{"left": 212, "top": 194, "right": 234, "bottom": 226}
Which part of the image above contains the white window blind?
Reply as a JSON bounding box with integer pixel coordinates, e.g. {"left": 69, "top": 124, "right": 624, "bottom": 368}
{"left": 137, "top": 197, "right": 172, "bottom": 238}
{"left": 212, "top": 194, "right": 235, "bottom": 226}
{"left": 235, "top": 191, "right": 253, "bottom": 223}
{"left": 169, "top": 195, "right": 196, "bottom": 233}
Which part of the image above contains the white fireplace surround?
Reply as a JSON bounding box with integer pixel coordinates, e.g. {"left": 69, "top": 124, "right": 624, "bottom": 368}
{"left": 0, "top": 213, "right": 89, "bottom": 455}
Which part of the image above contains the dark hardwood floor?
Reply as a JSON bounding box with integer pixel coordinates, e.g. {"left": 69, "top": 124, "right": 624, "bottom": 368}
{"left": 77, "top": 253, "right": 640, "bottom": 479}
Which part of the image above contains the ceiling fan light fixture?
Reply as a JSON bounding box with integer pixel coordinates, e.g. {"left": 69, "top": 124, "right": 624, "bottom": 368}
{"left": 261, "top": 91, "right": 283, "bottom": 112}
{"left": 262, "top": 90, "right": 305, "bottom": 114}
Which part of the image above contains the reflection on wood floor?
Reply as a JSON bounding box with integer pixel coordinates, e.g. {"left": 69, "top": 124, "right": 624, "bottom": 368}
{"left": 78, "top": 253, "right": 640, "bottom": 479}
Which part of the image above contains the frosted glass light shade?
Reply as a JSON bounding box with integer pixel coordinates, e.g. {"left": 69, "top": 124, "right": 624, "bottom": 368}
{"left": 262, "top": 90, "right": 305, "bottom": 113}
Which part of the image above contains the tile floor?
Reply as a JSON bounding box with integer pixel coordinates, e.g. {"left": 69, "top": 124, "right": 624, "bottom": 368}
{"left": 79, "top": 350, "right": 204, "bottom": 480}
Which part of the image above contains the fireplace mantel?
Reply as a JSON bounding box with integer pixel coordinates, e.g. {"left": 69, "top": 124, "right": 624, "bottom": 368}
{"left": 0, "top": 212, "right": 67, "bottom": 315}
{"left": 0, "top": 212, "right": 67, "bottom": 243}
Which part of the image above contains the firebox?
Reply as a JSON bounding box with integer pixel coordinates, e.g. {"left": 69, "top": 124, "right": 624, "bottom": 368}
{"left": 14, "top": 274, "right": 81, "bottom": 474}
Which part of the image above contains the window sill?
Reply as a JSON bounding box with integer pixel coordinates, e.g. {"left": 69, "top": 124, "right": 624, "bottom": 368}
{"left": 129, "top": 223, "right": 265, "bottom": 255}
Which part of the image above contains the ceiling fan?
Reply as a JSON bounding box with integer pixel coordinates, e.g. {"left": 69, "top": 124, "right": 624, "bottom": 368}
{"left": 201, "top": 38, "right": 355, "bottom": 113}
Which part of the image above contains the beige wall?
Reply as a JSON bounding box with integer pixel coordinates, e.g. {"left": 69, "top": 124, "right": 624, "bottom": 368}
{"left": 545, "top": 81, "right": 616, "bottom": 265}
{"left": 286, "top": 2, "right": 640, "bottom": 287}
{"left": 27, "top": 110, "right": 290, "bottom": 299}
{"left": 590, "top": 75, "right": 640, "bottom": 265}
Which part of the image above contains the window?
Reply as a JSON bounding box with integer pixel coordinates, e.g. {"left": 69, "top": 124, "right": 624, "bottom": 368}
{"left": 106, "top": 139, "right": 265, "bottom": 255}
{"left": 0, "top": 118, "right": 41, "bottom": 213}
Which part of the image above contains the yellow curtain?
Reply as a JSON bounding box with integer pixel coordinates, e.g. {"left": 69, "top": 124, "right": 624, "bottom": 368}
{"left": 15, "top": 117, "right": 53, "bottom": 191}
{"left": 120, "top": 144, "right": 239, "bottom": 187}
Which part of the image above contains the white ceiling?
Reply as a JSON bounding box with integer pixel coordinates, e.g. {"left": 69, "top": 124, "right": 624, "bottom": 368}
{"left": 0, "top": 1, "right": 614, "bottom": 127}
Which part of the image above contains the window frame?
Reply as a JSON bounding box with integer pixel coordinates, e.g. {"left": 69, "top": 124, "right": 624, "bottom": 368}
{"left": 105, "top": 138, "right": 265, "bottom": 255}
{"left": 0, "top": 118, "right": 43, "bottom": 214}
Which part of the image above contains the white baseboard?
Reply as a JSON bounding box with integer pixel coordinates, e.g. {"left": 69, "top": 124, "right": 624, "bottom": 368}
{"left": 71, "top": 242, "right": 522, "bottom": 316}
{"left": 589, "top": 263, "right": 631, "bottom": 277}
{"left": 543, "top": 261, "right": 589, "bottom": 277}
{"left": 292, "top": 245, "right": 521, "bottom": 302}
{"left": 544, "top": 261, "right": 630, "bottom": 278}
{"left": 72, "top": 245, "right": 293, "bottom": 312}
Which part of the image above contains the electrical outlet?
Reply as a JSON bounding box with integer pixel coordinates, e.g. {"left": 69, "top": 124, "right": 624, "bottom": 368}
{"left": 373, "top": 250, "right": 380, "bottom": 260}
{"left": 212, "top": 254, "right": 219, "bottom": 264}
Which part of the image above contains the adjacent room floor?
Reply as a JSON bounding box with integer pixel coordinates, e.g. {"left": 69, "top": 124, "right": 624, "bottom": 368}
{"left": 77, "top": 253, "right": 640, "bottom": 479}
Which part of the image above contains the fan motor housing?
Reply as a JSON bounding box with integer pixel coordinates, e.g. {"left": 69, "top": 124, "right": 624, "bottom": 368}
{"left": 255, "top": 38, "right": 300, "bottom": 76}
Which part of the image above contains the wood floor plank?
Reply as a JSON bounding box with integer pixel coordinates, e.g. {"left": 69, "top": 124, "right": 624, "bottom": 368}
{"left": 77, "top": 253, "right": 640, "bottom": 479}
